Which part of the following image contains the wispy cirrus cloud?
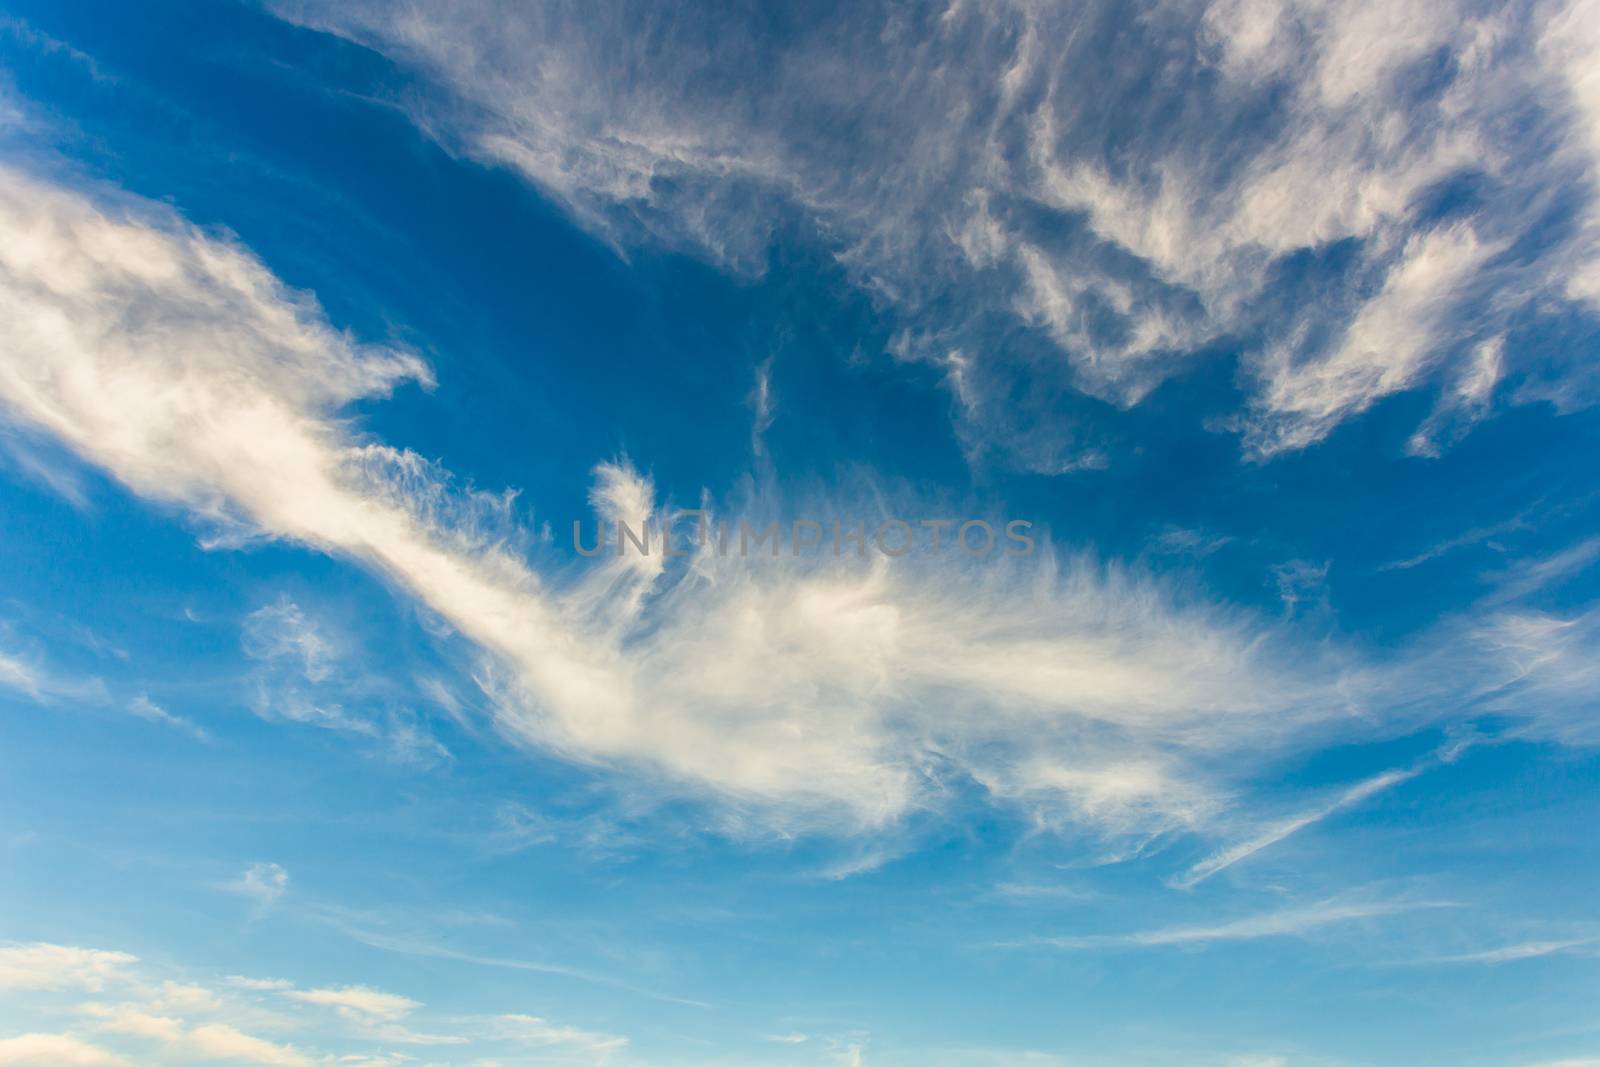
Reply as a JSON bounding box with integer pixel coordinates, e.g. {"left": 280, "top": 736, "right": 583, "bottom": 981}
{"left": 0, "top": 635, "right": 204, "bottom": 739}
{"left": 238, "top": 596, "right": 451, "bottom": 763}
{"left": 2, "top": 158, "right": 1593, "bottom": 848}
{"left": 0, "top": 160, "right": 1345, "bottom": 838}
{"left": 223, "top": 862, "right": 289, "bottom": 916}
{"left": 126, "top": 693, "right": 207, "bottom": 741}
{"left": 1172, "top": 766, "right": 1424, "bottom": 889}
{"left": 1412, "top": 935, "right": 1600, "bottom": 966}
{"left": 0, "top": 643, "right": 106, "bottom": 705}
{"left": 1012, "top": 896, "right": 1448, "bottom": 952}
{"left": 1171, "top": 735, "right": 1483, "bottom": 889}
{"left": 272, "top": 0, "right": 1600, "bottom": 465}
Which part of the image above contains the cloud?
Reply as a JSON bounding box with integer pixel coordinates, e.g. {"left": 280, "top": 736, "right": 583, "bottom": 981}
{"left": 225, "top": 976, "right": 295, "bottom": 992}
{"left": 1540, "top": 0, "right": 1600, "bottom": 306}
{"left": 226, "top": 862, "right": 290, "bottom": 913}
{"left": 0, "top": 644, "right": 197, "bottom": 736}
{"left": 1248, "top": 225, "right": 1502, "bottom": 456}
{"left": 184, "top": 1024, "right": 313, "bottom": 1067}
{"left": 0, "top": 160, "right": 1358, "bottom": 837}
{"left": 282, "top": 985, "right": 420, "bottom": 1022}
{"left": 239, "top": 597, "right": 451, "bottom": 763}
{"left": 270, "top": 0, "right": 1600, "bottom": 464}
{"left": 0, "top": 650, "right": 41, "bottom": 699}
{"left": 5, "top": 159, "right": 1596, "bottom": 850}
{"left": 1483, "top": 537, "right": 1600, "bottom": 605}
{"left": 79, "top": 1001, "right": 319, "bottom": 1067}
{"left": 1421, "top": 936, "right": 1600, "bottom": 965}
{"left": 0, "top": 426, "right": 93, "bottom": 509}
{"left": 1465, "top": 607, "right": 1600, "bottom": 743}
{"left": 79, "top": 1005, "right": 186, "bottom": 1044}
{"left": 750, "top": 357, "right": 776, "bottom": 453}
{"left": 3, "top": 936, "right": 622, "bottom": 1066}
{"left": 1408, "top": 335, "right": 1506, "bottom": 457}
{"left": 0, "top": 645, "right": 106, "bottom": 705}
{"left": 1017, "top": 897, "right": 1443, "bottom": 951}
{"left": 126, "top": 694, "right": 207, "bottom": 740}
{"left": 492, "top": 1013, "right": 628, "bottom": 1055}
{"left": 0, "top": 1034, "right": 130, "bottom": 1067}
{"left": 303, "top": 903, "right": 711, "bottom": 1008}
{"left": 0, "top": 943, "right": 137, "bottom": 992}
{"left": 1376, "top": 513, "right": 1529, "bottom": 572}
{"left": 241, "top": 599, "right": 339, "bottom": 685}
{"left": 1173, "top": 760, "right": 1436, "bottom": 888}
{"left": 239, "top": 599, "right": 376, "bottom": 737}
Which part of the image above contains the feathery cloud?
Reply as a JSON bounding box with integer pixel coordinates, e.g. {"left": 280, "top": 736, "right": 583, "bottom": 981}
{"left": 0, "top": 162, "right": 1341, "bottom": 836}
{"left": 272, "top": 0, "right": 1600, "bottom": 463}
{"left": 1018, "top": 897, "right": 1443, "bottom": 951}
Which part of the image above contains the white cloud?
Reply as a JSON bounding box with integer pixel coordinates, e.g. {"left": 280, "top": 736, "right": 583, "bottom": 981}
{"left": 4, "top": 160, "right": 1594, "bottom": 848}
{"left": 0, "top": 645, "right": 106, "bottom": 705}
{"left": 1408, "top": 335, "right": 1505, "bottom": 457}
{"left": 238, "top": 597, "right": 450, "bottom": 762}
{"left": 185, "top": 1023, "right": 313, "bottom": 1067}
{"left": 1466, "top": 607, "right": 1600, "bottom": 743}
{"left": 493, "top": 1013, "right": 628, "bottom": 1055}
{"left": 81, "top": 1005, "right": 316, "bottom": 1067}
{"left": 3, "top": 935, "right": 620, "bottom": 1066}
{"left": 1174, "top": 764, "right": 1427, "bottom": 888}
{"left": 1424, "top": 936, "right": 1600, "bottom": 965}
{"left": 226, "top": 862, "right": 290, "bottom": 913}
{"left": 0, "top": 650, "right": 41, "bottom": 699}
{"left": 1483, "top": 538, "right": 1600, "bottom": 606}
{"left": 241, "top": 599, "right": 339, "bottom": 685}
{"left": 283, "top": 985, "right": 420, "bottom": 1022}
{"left": 1021, "top": 897, "right": 1441, "bottom": 951}
{"left": 80, "top": 1005, "right": 186, "bottom": 1044}
{"left": 1249, "top": 225, "right": 1501, "bottom": 455}
{"left": 269, "top": 0, "right": 1600, "bottom": 462}
{"left": 0, "top": 427, "right": 93, "bottom": 509}
{"left": 0, "top": 1033, "right": 130, "bottom": 1067}
{"left": 750, "top": 357, "right": 776, "bottom": 453}
{"left": 225, "top": 976, "right": 295, "bottom": 992}
{"left": 127, "top": 694, "right": 207, "bottom": 740}
{"left": 239, "top": 599, "right": 377, "bottom": 738}
{"left": 1540, "top": 0, "right": 1600, "bottom": 305}
{"left": 0, "top": 162, "right": 1354, "bottom": 836}
{"left": 0, "top": 943, "right": 136, "bottom": 992}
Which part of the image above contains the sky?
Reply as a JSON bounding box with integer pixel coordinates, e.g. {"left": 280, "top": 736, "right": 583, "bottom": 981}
{"left": 1, "top": 0, "right": 1599, "bottom": 1065}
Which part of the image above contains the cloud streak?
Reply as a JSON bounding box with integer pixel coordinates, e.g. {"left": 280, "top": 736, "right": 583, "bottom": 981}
{"left": 1016, "top": 897, "right": 1446, "bottom": 952}
{"left": 1171, "top": 737, "right": 1486, "bottom": 889}
{"left": 1420, "top": 936, "right": 1600, "bottom": 965}
{"left": 1172, "top": 767, "right": 1423, "bottom": 888}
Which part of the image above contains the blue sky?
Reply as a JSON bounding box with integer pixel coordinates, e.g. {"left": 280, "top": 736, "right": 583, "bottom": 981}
{"left": 2, "top": 1, "right": 1600, "bottom": 1065}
